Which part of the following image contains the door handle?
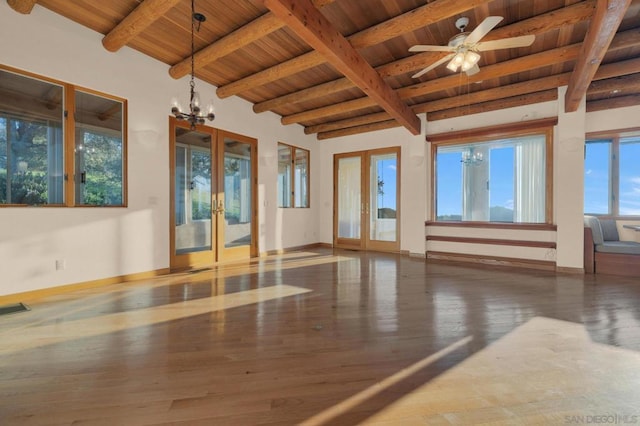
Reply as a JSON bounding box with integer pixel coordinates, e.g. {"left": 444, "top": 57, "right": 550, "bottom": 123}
{"left": 216, "top": 201, "right": 225, "bottom": 214}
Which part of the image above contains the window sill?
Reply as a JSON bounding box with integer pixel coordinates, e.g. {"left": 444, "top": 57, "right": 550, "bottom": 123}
{"left": 425, "top": 221, "right": 557, "bottom": 231}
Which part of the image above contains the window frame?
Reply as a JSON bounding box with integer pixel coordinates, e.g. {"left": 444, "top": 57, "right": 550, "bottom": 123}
{"left": 585, "top": 127, "right": 640, "bottom": 219}
{"left": 277, "top": 142, "right": 310, "bottom": 208}
{"left": 428, "top": 118, "right": 555, "bottom": 225}
{"left": 0, "top": 64, "right": 127, "bottom": 208}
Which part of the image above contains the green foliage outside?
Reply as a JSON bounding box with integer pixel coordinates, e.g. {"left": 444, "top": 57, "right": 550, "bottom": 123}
{"left": 0, "top": 117, "right": 123, "bottom": 206}
{"left": 79, "top": 131, "right": 123, "bottom": 206}
{"left": 191, "top": 150, "right": 211, "bottom": 220}
{"left": 0, "top": 171, "right": 47, "bottom": 204}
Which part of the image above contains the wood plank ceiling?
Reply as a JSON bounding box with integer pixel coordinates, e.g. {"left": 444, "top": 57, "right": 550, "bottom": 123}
{"left": 9, "top": 0, "right": 640, "bottom": 139}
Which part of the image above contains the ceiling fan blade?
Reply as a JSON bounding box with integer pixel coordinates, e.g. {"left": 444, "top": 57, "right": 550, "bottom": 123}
{"left": 464, "top": 64, "right": 480, "bottom": 76}
{"left": 412, "top": 54, "right": 455, "bottom": 78}
{"left": 409, "top": 44, "right": 454, "bottom": 53}
{"left": 476, "top": 34, "right": 536, "bottom": 51}
{"left": 464, "top": 16, "right": 503, "bottom": 46}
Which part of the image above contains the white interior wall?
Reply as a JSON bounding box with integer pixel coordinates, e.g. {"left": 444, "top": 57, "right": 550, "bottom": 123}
{"left": 555, "top": 87, "right": 586, "bottom": 269}
{"left": 0, "top": 3, "right": 318, "bottom": 296}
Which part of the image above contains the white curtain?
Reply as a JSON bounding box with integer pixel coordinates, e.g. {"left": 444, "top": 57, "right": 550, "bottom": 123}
{"left": 239, "top": 158, "right": 251, "bottom": 223}
{"left": 338, "top": 157, "right": 361, "bottom": 239}
{"left": 514, "top": 136, "right": 545, "bottom": 222}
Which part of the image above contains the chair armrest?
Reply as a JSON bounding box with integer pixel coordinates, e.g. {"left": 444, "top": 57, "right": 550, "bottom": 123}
{"left": 584, "top": 226, "right": 595, "bottom": 274}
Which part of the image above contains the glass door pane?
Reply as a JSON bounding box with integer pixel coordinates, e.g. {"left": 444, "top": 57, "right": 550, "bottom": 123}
{"left": 370, "top": 152, "right": 397, "bottom": 242}
{"left": 223, "top": 137, "right": 252, "bottom": 249}
{"left": 337, "top": 156, "right": 362, "bottom": 239}
{"left": 174, "top": 129, "right": 213, "bottom": 255}
{"left": 334, "top": 148, "right": 400, "bottom": 252}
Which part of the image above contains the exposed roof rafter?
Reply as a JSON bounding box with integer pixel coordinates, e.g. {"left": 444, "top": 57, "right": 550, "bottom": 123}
{"left": 6, "top": 0, "right": 36, "bottom": 14}
{"left": 217, "top": 0, "right": 494, "bottom": 99}
{"left": 102, "top": 0, "right": 182, "bottom": 52}
{"left": 168, "top": 0, "right": 336, "bottom": 79}
{"left": 564, "top": 0, "right": 632, "bottom": 112}
{"left": 261, "top": 0, "right": 420, "bottom": 134}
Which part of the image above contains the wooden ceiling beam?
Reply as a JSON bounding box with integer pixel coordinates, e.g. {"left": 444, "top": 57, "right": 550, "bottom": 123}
{"left": 306, "top": 57, "right": 640, "bottom": 135}
{"left": 102, "top": 0, "right": 182, "bottom": 52}
{"left": 428, "top": 90, "right": 559, "bottom": 121}
{"left": 169, "top": 0, "right": 336, "bottom": 79}
{"left": 418, "top": 74, "right": 571, "bottom": 114}
{"left": 261, "top": 0, "right": 420, "bottom": 134}
{"left": 305, "top": 112, "right": 392, "bottom": 134}
{"left": 419, "top": 57, "right": 640, "bottom": 115}
{"left": 317, "top": 120, "right": 401, "bottom": 140}
{"left": 285, "top": 25, "right": 640, "bottom": 126}
{"left": 587, "top": 94, "right": 640, "bottom": 112}
{"left": 592, "top": 56, "right": 640, "bottom": 80}
{"left": 218, "top": 0, "right": 492, "bottom": 99}
{"left": 255, "top": 1, "right": 596, "bottom": 115}
{"left": 97, "top": 103, "right": 123, "bottom": 122}
{"left": 588, "top": 73, "right": 640, "bottom": 97}
{"left": 6, "top": 0, "right": 37, "bottom": 14}
{"left": 564, "top": 0, "right": 631, "bottom": 112}
{"left": 283, "top": 44, "right": 582, "bottom": 125}
{"left": 253, "top": 52, "right": 448, "bottom": 114}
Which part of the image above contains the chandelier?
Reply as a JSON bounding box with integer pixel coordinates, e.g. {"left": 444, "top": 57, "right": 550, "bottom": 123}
{"left": 461, "top": 147, "right": 484, "bottom": 165}
{"left": 171, "top": 0, "right": 215, "bottom": 130}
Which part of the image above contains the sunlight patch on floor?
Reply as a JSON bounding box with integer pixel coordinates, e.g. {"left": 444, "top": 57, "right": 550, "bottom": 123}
{"left": 0, "top": 284, "right": 311, "bottom": 355}
{"left": 350, "top": 317, "right": 640, "bottom": 425}
{"left": 301, "top": 336, "right": 474, "bottom": 425}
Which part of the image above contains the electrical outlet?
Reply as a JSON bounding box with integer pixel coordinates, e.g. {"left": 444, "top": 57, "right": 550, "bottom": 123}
{"left": 55, "top": 259, "right": 66, "bottom": 271}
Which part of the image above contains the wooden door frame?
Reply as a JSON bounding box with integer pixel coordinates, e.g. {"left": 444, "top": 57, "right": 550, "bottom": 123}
{"left": 333, "top": 151, "right": 366, "bottom": 250}
{"left": 169, "top": 117, "right": 218, "bottom": 271}
{"left": 169, "top": 119, "right": 259, "bottom": 270}
{"left": 367, "top": 147, "right": 401, "bottom": 253}
{"left": 333, "top": 147, "right": 401, "bottom": 252}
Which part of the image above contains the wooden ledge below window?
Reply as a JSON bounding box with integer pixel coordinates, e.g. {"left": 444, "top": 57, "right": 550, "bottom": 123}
{"left": 425, "top": 221, "right": 557, "bottom": 231}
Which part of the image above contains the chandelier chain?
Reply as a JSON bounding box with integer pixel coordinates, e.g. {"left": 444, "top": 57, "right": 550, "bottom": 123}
{"left": 171, "top": 0, "right": 215, "bottom": 130}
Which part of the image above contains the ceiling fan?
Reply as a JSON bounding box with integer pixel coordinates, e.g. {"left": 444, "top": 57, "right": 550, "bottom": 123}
{"left": 409, "top": 16, "right": 535, "bottom": 78}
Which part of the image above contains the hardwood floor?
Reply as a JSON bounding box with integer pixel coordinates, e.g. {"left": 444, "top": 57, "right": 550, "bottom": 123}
{"left": 1, "top": 249, "right": 640, "bottom": 425}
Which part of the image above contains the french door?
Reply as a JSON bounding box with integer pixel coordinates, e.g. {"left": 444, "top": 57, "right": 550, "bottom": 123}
{"left": 170, "top": 118, "right": 257, "bottom": 270}
{"left": 333, "top": 147, "right": 400, "bottom": 252}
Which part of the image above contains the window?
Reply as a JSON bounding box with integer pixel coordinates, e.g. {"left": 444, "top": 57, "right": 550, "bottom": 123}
{"left": 278, "top": 143, "right": 309, "bottom": 208}
{"left": 74, "top": 90, "right": 125, "bottom": 206}
{"left": 431, "top": 122, "right": 553, "bottom": 224}
{"left": 585, "top": 133, "right": 640, "bottom": 216}
{"left": 0, "top": 65, "right": 126, "bottom": 207}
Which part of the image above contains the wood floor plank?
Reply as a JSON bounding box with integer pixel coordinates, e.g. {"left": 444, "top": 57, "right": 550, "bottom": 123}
{"left": 1, "top": 249, "right": 639, "bottom": 425}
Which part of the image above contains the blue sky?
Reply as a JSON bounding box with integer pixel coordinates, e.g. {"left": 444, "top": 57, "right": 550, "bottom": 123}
{"left": 437, "top": 139, "right": 640, "bottom": 218}
{"left": 585, "top": 140, "right": 640, "bottom": 215}
{"left": 376, "top": 158, "right": 397, "bottom": 210}
{"left": 436, "top": 148, "right": 515, "bottom": 216}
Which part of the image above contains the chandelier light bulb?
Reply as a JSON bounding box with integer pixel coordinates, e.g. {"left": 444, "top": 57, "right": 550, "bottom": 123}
{"left": 192, "top": 91, "right": 201, "bottom": 109}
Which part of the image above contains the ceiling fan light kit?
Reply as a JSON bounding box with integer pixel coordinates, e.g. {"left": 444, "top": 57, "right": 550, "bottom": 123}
{"left": 409, "top": 16, "right": 535, "bottom": 78}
